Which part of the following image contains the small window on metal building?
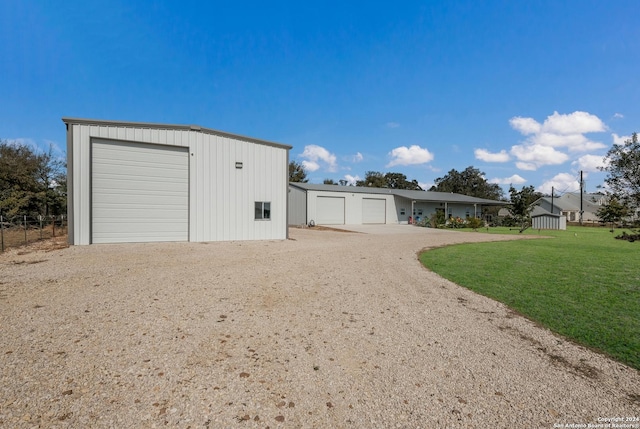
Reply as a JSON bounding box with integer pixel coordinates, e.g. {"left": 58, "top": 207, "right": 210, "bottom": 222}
{"left": 417, "top": 208, "right": 423, "bottom": 216}
{"left": 400, "top": 208, "right": 406, "bottom": 216}
{"left": 255, "top": 202, "right": 271, "bottom": 220}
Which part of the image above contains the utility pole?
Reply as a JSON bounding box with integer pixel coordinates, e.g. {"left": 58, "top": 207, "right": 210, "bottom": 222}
{"left": 551, "top": 186, "right": 554, "bottom": 214}
{"left": 579, "top": 171, "right": 584, "bottom": 226}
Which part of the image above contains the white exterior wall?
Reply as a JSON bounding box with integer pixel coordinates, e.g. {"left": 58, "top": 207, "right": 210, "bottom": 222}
{"left": 306, "top": 190, "right": 398, "bottom": 224}
{"left": 67, "top": 121, "right": 289, "bottom": 244}
{"left": 288, "top": 185, "right": 307, "bottom": 225}
{"left": 533, "top": 215, "right": 567, "bottom": 230}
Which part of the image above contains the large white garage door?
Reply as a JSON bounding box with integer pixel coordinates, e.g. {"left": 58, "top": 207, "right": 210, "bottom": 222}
{"left": 316, "top": 196, "right": 345, "bottom": 225}
{"left": 362, "top": 198, "right": 386, "bottom": 224}
{"left": 92, "top": 139, "right": 189, "bottom": 244}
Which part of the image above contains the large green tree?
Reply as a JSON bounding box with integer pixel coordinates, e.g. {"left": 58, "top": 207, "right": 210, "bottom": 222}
{"left": 0, "top": 140, "right": 66, "bottom": 218}
{"left": 600, "top": 132, "right": 640, "bottom": 208}
{"left": 355, "top": 171, "right": 422, "bottom": 190}
{"left": 289, "top": 161, "right": 308, "bottom": 183}
{"left": 508, "top": 185, "right": 542, "bottom": 232}
{"left": 596, "top": 197, "right": 629, "bottom": 231}
{"left": 429, "top": 166, "right": 503, "bottom": 200}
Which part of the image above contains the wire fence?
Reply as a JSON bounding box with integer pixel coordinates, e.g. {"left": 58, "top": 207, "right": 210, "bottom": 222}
{"left": 0, "top": 214, "right": 67, "bottom": 253}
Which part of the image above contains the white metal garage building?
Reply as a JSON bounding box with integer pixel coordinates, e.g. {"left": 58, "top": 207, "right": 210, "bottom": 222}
{"left": 64, "top": 118, "right": 291, "bottom": 245}
{"left": 288, "top": 183, "right": 504, "bottom": 226}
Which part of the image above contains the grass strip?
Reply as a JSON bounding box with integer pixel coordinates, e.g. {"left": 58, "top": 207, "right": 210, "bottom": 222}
{"left": 419, "top": 226, "right": 640, "bottom": 370}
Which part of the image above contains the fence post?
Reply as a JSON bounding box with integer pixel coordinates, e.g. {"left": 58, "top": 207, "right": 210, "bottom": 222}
{"left": 53, "top": 216, "right": 56, "bottom": 237}
{"left": 24, "top": 215, "right": 27, "bottom": 244}
{"left": 1, "top": 214, "right": 4, "bottom": 253}
{"left": 39, "top": 215, "right": 43, "bottom": 240}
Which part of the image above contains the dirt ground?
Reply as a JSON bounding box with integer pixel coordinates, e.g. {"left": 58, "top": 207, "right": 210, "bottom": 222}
{"left": 0, "top": 226, "right": 638, "bottom": 428}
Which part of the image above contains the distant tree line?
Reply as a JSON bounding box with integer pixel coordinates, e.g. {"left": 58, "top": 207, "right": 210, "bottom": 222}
{"left": 289, "top": 162, "right": 510, "bottom": 198}
{"left": 0, "top": 139, "right": 66, "bottom": 219}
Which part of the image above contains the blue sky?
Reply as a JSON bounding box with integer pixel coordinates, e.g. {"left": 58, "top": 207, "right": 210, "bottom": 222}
{"left": 2, "top": 1, "right": 638, "bottom": 196}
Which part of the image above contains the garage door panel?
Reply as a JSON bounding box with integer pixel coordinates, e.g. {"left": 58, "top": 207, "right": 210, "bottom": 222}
{"left": 316, "top": 196, "right": 345, "bottom": 225}
{"left": 92, "top": 140, "right": 189, "bottom": 244}
{"left": 93, "top": 162, "right": 187, "bottom": 176}
{"left": 362, "top": 198, "right": 386, "bottom": 224}
{"left": 93, "top": 221, "right": 188, "bottom": 234}
{"left": 93, "top": 193, "right": 188, "bottom": 205}
{"left": 93, "top": 179, "right": 187, "bottom": 193}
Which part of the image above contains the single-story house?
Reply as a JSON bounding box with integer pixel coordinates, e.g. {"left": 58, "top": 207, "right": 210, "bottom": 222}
{"left": 288, "top": 183, "right": 504, "bottom": 226}
{"left": 64, "top": 117, "right": 291, "bottom": 245}
{"left": 532, "top": 193, "right": 605, "bottom": 223}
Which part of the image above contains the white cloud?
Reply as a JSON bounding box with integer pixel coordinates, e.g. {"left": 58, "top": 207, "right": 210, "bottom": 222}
{"left": 612, "top": 133, "right": 630, "bottom": 145}
{"left": 386, "top": 122, "right": 400, "bottom": 128}
{"left": 386, "top": 145, "right": 434, "bottom": 167}
{"left": 301, "top": 160, "right": 320, "bottom": 172}
{"left": 509, "top": 117, "right": 541, "bottom": 135}
{"left": 572, "top": 154, "right": 607, "bottom": 172}
{"left": 613, "top": 113, "right": 624, "bottom": 119}
{"left": 508, "top": 111, "right": 607, "bottom": 170}
{"left": 510, "top": 143, "right": 569, "bottom": 169}
{"left": 418, "top": 181, "right": 433, "bottom": 190}
{"left": 7, "top": 138, "right": 38, "bottom": 151}
{"left": 542, "top": 111, "right": 606, "bottom": 135}
{"left": 515, "top": 161, "right": 537, "bottom": 171}
{"left": 352, "top": 152, "right": 363, "bottom": 162}
{"left": 529, "top": 132, "right": 606, "bottom": 152}
{"left": 7, "top": 138, "right": 66, "bottom": 160}
{"left": 537, "top": 173, "right": 580, "bottom": 194}
{"left": 344, "top": 174, "right": 360, "bottom": 186}
{"left": 300, "top": 145, "right": 337, "bottom": 172}
{"left": 474, "top": 148, "right": 510, "bottom": 163}
{"left": 489, "top": 174, "right": 527, "bottom": 185}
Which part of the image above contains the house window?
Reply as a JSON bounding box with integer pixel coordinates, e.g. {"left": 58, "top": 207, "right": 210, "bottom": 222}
{"left": 417, "top": 208, "right": 423, "bottom": 216}
{"left": 255, "top": 202, "right": 271, "bottom": 220}
{"left": 400, "top": 208, "right": 406, "bottom": 216}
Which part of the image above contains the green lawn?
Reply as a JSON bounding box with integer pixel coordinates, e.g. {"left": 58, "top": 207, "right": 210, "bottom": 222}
{"left": 419, "top": 226, "right": 640, "bottom": 370}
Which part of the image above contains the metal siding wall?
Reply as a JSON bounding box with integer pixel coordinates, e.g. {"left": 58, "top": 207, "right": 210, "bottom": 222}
{"left": 66, "top": 125, "right": 74, "bottom": 244}
{"left": 288, "top": 187, "right": 307, "bottom": 225}
{"left": 69, "top": 122, "right": 288, "bottom": 244}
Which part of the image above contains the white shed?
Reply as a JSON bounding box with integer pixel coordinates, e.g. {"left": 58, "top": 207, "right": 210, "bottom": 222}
{"left": 64, "top": 118, "right": 291, "bottom": 245}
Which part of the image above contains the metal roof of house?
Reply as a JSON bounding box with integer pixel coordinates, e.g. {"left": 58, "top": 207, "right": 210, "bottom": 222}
{"left": 289, "top": 182, "right": 506, "bottom": 205}
{"left": 533, "top": 193, "right": 603, "bottom": 212}
{"left": 62, "top": 117, "right": 292, "bottom": 150}
{"left": 531, "top": 206, "right": 562, "bottom": 217}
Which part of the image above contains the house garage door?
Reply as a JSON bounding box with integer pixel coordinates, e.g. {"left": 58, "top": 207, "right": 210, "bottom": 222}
{"left": 316, "top": 196, "right": 345, "bottom": 225}
{"left": 362, "top": 198, "right": 386, "bottom": 224}
{"left": 92, "top": 139, "right": 189, "bottom": 243}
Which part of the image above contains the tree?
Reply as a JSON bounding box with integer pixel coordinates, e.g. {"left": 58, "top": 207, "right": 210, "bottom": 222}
{"left": 383, "top": 172, "right": 422, "bottom": 190}
{"left": 355, "top": 171, "right": 422, "bottom": 190}
{"left": 356, "top": 171, "right": 387, "bottom": 188}
{"left": 508, "top": 185, "right": 542, "bottom": 233}
{"left": 429, "top": 166, "right": 503, "bottom": 200}
{"left": 0, "top": 139, "right": 66, "bottom": 218}
{"left": 597, "top": 197, "right": 629, "bottom": 231}
{"left": 289, "top": 161, "right": 308, "bottom": 183}
{"left": 600, "top": 132, "right": 640, "bottom": 208}
{"left": 323, "top": 178, "right": 337, "bottom": 185}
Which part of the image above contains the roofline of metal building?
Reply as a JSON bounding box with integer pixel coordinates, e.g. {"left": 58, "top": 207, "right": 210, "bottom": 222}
{"left": 62, "top": 117, "right": 292, "bottom": 150}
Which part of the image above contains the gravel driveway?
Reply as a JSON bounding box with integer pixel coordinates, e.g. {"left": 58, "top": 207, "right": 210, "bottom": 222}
{"left": 1, "top": 226, "right": 638, "bottom": 428}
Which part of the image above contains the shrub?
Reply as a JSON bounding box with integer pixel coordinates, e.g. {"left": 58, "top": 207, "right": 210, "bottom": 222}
{"left": 467, "top": 217, "right": 484, "bottom": 230}
{"left": 447, "top": 216, "right": 466, "bottom": 228}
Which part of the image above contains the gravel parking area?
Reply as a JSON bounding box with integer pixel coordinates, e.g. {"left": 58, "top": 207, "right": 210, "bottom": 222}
{"left": 1, "top": 226, "right": 638, "bottom": 428}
